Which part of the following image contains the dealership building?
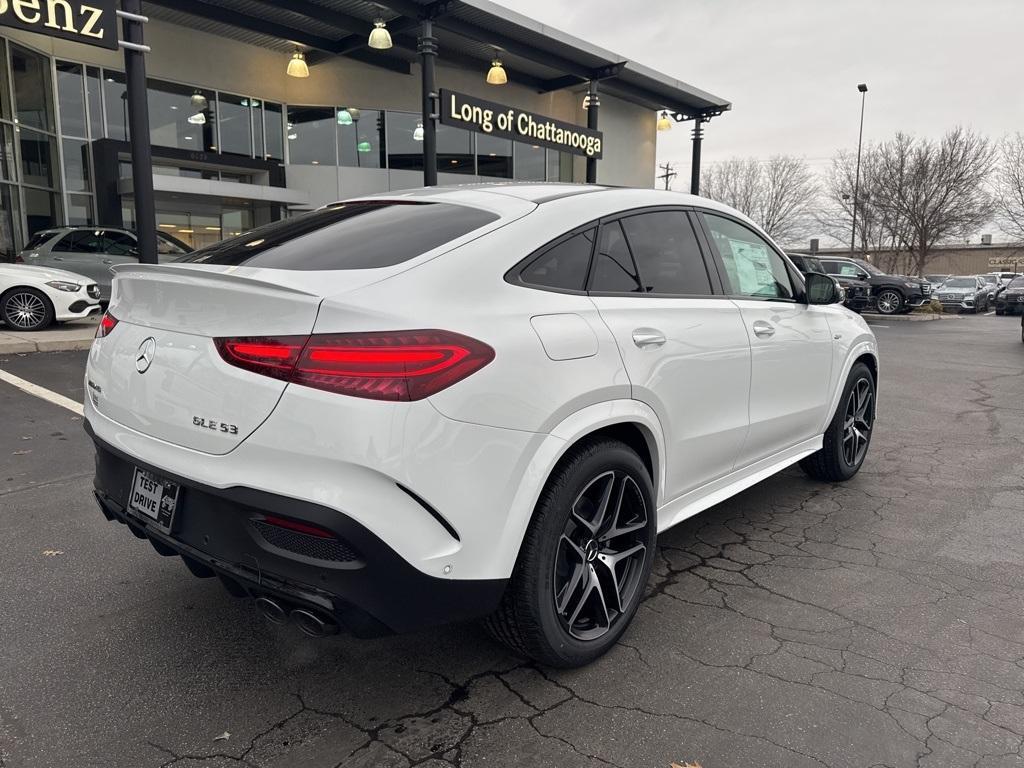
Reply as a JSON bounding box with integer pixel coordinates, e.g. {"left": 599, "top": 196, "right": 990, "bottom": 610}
{"left": 0, "top": 0, "right": 730, "bottom": 259}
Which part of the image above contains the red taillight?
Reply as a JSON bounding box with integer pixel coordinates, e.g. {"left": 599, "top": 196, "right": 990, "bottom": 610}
{"left": 96, "top": 311, "right": 118, "bottom": 338}
{"left": 215, "top": 330, "right": 494, "bottom": 401}
{"left": 259, "top": 514, "right": 336, "bottom": 539}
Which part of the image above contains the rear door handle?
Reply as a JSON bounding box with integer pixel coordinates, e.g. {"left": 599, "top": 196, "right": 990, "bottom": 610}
{"left": 752, "top": 320, "right": 775, "bottom": 338}
{"left": 632, "top": 328, "right": 666, "bottom": 348}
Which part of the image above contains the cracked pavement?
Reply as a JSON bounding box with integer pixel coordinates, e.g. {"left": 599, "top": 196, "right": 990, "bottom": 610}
{"left": 1, "top": 315, "right": 1023, "bottom": 767}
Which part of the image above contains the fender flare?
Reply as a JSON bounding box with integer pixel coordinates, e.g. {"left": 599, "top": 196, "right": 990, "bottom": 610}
{"left": 820, "top": 337, "right": 879, "bottom": 432}
{"left": 489, "top": 399, "right": 666, "bottom": 580}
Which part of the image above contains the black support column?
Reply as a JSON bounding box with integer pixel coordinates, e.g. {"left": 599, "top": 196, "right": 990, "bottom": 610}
{"left": 690, "top": 114, "right": 705, "bottom": 196}
{"left": 585, "top": 80, "right": 599, "bottom": 184}
{"left": 120, "top": 0, "right": 157, "bottom": 264}
{"left": 419, "top": 18, "right": 438, "bottom": 187}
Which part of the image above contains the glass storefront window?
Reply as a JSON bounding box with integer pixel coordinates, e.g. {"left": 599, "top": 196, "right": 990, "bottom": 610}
{"left": 286, "top": 106, "right": 335, "bottom": 165}
{"left": 86, "top": 66, "right": 103, "bottom": 140}
{"left": 477, "top": 133, "right": 512, "bottom": 179}
{"left": 0, "top": 124, "right": 14, "bottom": 182}
{"left": 20, "top": 129, "right": 58, "bottom": 188}
{"left": 10, "top": 43, "right": 54, "bottom": 132}
{"left": 386, "top": 111, "right": 422, "bottom": 172}
{"left": 56, "top": 61, "right": 87, "bottom": 138}
{"left": 218, "top": 92, "right": 252, "bottom": 157}
{"left": 513, "top": 142, "right": 545, "bottom": 181}
{"left": 0, "top": 183, "right": 21, "bottom": 261}
{"left": 547, "top": 150, "right": 573, "bottom": 182}
{"left": 62, "top": 138, "right": 91, "bottom": 192}
{"left": 67, "top": 193, "right": 93, "bottom": 226}
{"left": 23, "top": 187, "right": 60, "bottom": 236}
{"left": 103, "top": 70, "right": 127, "bottom": 140}
{"left": 262, "top": 102, "right": 283, "bottom": 161}
{"left": 148, "top": 79, "right": 217, "bottom": 152}
{"left": 0, "top": 39, "right": 9, "bottom": 120}
{"left": 438, "top": 123, "right": 474, "bottom": 174}
{"left": 338, "top": 108, "right": 383, "bottom": 168}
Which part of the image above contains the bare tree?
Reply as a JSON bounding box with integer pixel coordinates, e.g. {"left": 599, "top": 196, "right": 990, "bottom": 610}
{"left": 870, "top": 128, "right": 996, "bottom": 275}
{"left": 701, "top": 155, "right": 819, "bottom": 245}
{"left": 995, "top": 132, "right": 1024, "bottom": 242}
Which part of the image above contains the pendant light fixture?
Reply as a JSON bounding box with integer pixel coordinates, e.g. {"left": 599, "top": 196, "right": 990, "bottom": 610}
{"left": 486, "top": 57, "right": 507, "bottom": 86}
{"left": 287, "top": 50, "right": 309, "bottom": 78}
{"left": 368, "top": 19, "right": 392, "bottom": 50}
{"left": 187, "top": 111, "right": 206, "bottom": 125}
{"left": 357, "top": 139, "right": 372, "bottom": 153}
{"left": 336, "top": 108, "right": 353, "bottom": 126}
{"left": 190, "top": 90, "right": 207, "bottom": 110}
{"left": 413, "top": 121, "right": 424, "bottom": 141}
{"left": 657, "top": 111, "right": 672, "bottom": 132}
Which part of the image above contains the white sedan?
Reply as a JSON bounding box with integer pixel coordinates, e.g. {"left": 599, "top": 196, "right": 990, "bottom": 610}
{"left": 0, "top": 263, "right": 102, "bottom": 331}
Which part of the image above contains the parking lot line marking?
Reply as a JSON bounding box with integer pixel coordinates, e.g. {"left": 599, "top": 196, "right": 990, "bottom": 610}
{"left": 985, "top": 311, "right": 996, "bottom": 316}
{"left": 0, "top": 368, "right": 83, "bottom": 416}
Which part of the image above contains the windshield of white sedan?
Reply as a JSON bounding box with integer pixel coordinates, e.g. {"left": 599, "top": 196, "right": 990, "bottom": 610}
{"left": 179, "top": 201, "right": 499, "bottom": 270}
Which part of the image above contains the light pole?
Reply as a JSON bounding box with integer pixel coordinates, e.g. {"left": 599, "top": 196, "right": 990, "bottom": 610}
{"left": 850, "top": 83, "right": 868, "bottom": 255}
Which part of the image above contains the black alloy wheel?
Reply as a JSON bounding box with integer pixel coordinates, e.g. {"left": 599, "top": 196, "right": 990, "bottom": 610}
{"left": 800, "top": 362, "right": 876, "bottom": 482}
{"left": 841, "top": 377, "right": 873, "bottom": 469}
{"left": 553, "top": 470, "right": 649, "bottom": 641}
{"left": 484, "top": 438, "right": 656, "bottom": 667}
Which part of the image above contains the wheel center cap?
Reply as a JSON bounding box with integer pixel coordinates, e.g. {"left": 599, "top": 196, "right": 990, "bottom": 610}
{"left": 584, "top": 539, "right": 599, "bottom": 562}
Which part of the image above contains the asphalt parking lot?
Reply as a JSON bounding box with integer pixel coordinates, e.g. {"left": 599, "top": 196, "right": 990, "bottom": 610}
{"left": 1, "top": 314, "right": 1023, "bottom": 768}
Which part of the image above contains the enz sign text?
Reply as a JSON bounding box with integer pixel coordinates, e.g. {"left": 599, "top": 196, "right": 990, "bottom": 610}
{"left": 440, "top": 89, "right": 602, "bottom": 159}
{"left": 0, "top": 0, "right": 117, "bottom": 50}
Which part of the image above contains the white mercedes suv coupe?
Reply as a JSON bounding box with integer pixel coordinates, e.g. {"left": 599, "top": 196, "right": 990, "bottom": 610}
{"left": 85, "top": 184, "right": 878, "bottom": 667}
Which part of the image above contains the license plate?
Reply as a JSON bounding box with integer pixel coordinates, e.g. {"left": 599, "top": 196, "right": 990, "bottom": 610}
{"left": 128, "top": 468, "right": 179, "bottom": 532}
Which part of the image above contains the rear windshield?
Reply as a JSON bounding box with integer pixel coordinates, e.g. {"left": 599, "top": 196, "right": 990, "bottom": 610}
{"left": 179, "top": 201, "right": 499, "bottom": 270}
{"left": 24, "top": 230, "right": 59, "bottom": 250}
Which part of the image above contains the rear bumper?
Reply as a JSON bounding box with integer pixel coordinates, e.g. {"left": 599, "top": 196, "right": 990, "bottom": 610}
{"left": 88, "top": 425, "right": 507, "bottom": 635}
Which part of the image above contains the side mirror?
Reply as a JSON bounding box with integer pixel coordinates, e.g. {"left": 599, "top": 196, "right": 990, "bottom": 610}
{"left": 806, "top": 272, "right": 841, "bottom": 305}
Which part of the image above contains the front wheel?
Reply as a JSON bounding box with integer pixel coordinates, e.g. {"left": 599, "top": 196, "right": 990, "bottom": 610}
{"left": 1, "top": 287, "right": 55, "bottom": 331}
{"left": 800, "top": 362, "right": 876, "bottom": 482}
{"left": 875, "top": 289, "right": 903, "bottom": 315}
{"left": 485, "top": 439, "right": 656, "bottom": 667}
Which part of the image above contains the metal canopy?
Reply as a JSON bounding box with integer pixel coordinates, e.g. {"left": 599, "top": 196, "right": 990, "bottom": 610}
{"left": 143, "top": 0, "right": 731, "bottom": 116}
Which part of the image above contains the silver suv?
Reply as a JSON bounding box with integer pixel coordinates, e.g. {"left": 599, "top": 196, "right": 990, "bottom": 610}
{"left": 17, "top": 227, "right": 192, "bottom": 301}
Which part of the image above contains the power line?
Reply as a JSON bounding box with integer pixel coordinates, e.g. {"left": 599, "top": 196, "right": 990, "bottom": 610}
{"left": 656, "top": 162, "right": 677, "bottom": 190}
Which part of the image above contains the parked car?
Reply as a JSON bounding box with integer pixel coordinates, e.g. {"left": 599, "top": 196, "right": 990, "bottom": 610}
{"left": 819, "top": 257, "right": 932, "bottom": 315}
{"left": 0, "top": 263, "right": 101, "bottom": 331}
{"left": 85, "top": 186, "right": 879, "bottom": 667}
{"left": 788, "top": 253, "right": 871, "bottom": 312}
{"left": 924, "top": 274, "right": 950, "bottom": 291}
{"left": 995, "top": 275, "right": 1024, "bottom": 315}
{"left": 17, "top": 226, "right": 192, "bottom": 302}
{"left": 978, "top": 273, "right": 1002, "bottom": 305}
{"left": 934, "top": 276, "right": 990, "bottom": 313}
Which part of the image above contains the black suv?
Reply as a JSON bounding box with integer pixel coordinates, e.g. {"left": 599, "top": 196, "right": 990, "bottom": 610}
{"left": 788, "top": 253, "right": 871, "bottom": 313}
{"left": 819, "top": 256, "right": 931, "bottom": 315}
{"left": 995, "top": 275, "right": 1024, "bottom": 316}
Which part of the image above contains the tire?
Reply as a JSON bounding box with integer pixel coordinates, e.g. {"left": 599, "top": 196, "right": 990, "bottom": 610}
{"left": 996, "top": 308, "right": 1004, "bottom": 316}
{"left": 800, "top": 362, "right": 876, "bottom": 482}
{"left": 0, "top": 287, "right": 55, "bottom": 331}
{"left": 484, "top": 438, "right": 656, "bottom": 668}
{"left": 875, "top": 289, "right": 903, "bottom": 315}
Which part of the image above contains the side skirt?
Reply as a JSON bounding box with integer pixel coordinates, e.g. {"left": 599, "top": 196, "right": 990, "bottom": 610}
{"left": 656, "top": 435, "right": 823, "bottom": 533}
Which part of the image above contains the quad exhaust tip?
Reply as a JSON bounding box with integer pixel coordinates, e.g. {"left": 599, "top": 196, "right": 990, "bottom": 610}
{"left": 254, "top": 596, "right": 339, "bottom": 637}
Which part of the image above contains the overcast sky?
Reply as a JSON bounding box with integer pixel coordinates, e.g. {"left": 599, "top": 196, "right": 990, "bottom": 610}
{"left": 508, "top": 0, "right": 1024, "bottom": 182}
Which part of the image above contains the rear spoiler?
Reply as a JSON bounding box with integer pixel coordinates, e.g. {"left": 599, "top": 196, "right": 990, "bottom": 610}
{"left": 110, "top": 262, "right": 320, "bottom": 297}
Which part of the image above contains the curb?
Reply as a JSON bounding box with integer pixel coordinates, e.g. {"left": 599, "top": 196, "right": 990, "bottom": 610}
{"left": 0, "top": 338, "right": 94, "bottom": 355}
{"left": 862, "top": 313, "right": 943, "bottom": 323}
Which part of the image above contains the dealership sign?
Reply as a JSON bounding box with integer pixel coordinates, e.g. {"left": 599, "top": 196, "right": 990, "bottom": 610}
{"left": 0, "top": 0, "right": 117, "bottom": 50}
{"left": 440, "top": 89, "right": 603, "bottom": 159}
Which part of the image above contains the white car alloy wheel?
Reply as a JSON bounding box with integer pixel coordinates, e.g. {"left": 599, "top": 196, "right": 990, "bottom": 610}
{"left": 83, "top": 184, "right": 879, "bottom": 667}
{"left": 1, "top": 288, "right": 53, "bottom": 331}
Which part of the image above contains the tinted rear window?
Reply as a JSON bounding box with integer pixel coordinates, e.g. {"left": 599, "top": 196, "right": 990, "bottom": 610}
{"left": 24, "top": 230, "right": 58, "bottom": 250}
{"left": 179, "top": 201, "right": 499, "bottom": 270}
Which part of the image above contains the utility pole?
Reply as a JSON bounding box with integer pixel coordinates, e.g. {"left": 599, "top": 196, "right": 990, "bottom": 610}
{"left": 657, "top": 162, "right": 677, "bottom": 190}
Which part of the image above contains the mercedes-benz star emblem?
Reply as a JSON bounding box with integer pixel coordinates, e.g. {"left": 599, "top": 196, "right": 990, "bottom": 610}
{"left": 136, "top": 337, "right": 156, "bottom": 374}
